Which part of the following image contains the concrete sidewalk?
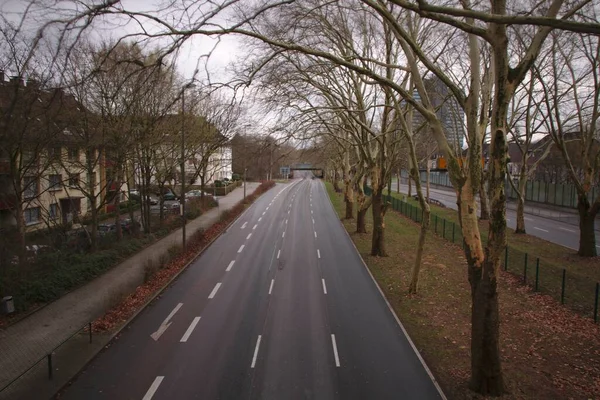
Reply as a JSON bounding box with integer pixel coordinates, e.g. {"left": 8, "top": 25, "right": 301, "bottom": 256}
{"left": 0, "top": 182, "right": 261, "bottom": 399}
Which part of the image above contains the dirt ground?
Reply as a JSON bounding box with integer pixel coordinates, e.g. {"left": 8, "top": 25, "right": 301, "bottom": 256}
{"left": 328, "top": 185, "right": 600, "bottom": 399}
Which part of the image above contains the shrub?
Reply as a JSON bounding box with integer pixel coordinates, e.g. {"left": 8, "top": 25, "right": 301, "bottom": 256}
{"left": 214, "top": 180, "right": 224, "bottom": 187}
{"left": 231, "top": 173, "right": 241, "bottom": 181}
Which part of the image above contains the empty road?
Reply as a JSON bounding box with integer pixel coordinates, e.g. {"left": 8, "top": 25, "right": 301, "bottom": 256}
{"left": 59, "top": 178, "right": 444, "bottom": 400}
{"left": 392, "top": 182, "right": 597, "bottom": 251}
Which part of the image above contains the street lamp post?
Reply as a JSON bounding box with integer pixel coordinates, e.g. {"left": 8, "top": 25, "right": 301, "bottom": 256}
{"left": 243, "top": 167, "right": 248, "bottom": 201}
{"left": 181, "top": 83, "right": 196, "bottom": 251}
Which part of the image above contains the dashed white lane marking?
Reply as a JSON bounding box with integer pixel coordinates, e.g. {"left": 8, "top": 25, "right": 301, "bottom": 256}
{"left": 285, "top": 219, "right": 288, "bottom": 224}
{"left": 251, "top": 335, "right": 262, "bottom": 368}
{"left": 314, "top": 232, "right": 317, "bottom": 238}
{"left": 277, "top": 249, "right": 281, "bottom": 259}
{"left": 253, "top": 224, "right": 257, "bottom": 230}
{"left": 317, "top": 249, "right": 321, "bottom": 259}
{"left": 311, "top": 210, "right": 313, "bottom": 214}
{"left": 322, "top": 279, "right": 327, "bottom": 294}
{"left": 142, "top": 376, "right": 165, "bottom": 400}
{"left": 247, "top": 233, "right": 252, "bottom": 240}
{"left": 226, "top": 260, "right": 235, "bottom": 272}
{"left": 266, "top": 207, "right": 269, "bottom": 210}
{"left": 282, "top": 231, "right": 285, "bottom": 238}
{"left": 259, "top": 217, "right": 262, "bottom": 222}
{"left": 241, "top": 222, "right": 247, "bottom": 229}
{"left": 180, "top": 317, "right": 201, "bottom": 342}
{"left": 560, "top": 227, "right": 575, "bottom": 233}
{"left": 208, "top": 283, "right": 222, "bottom": 299}
{"left": 150, "top": 303, "right": 183, "bottom": 341}
{"left": 331, "top": 334, "right": 340, "bottom": 367}
{"left": 238, "top": 244, "right": 245, "bottom": 253}
{"left": 269, "top": 279, "right": 274, "bottom": 295}
{"left": 262, "top": 211, "right": 266, "bottom": 216}
{"left": 312, "top": 218, "right": 314, "bottom": 224}
{"left": 288, "top": 211, "right": 290, "bottom": 214}
{"left": 534, "top": 227, "right": 549, "bottom": 233}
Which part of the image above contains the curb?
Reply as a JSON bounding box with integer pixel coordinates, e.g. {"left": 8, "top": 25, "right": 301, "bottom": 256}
{"left": 321, "top": 181, "right": 448, "bottom": 400}
{"left": 53, "top": 182, "right": 272, "bottom": 397}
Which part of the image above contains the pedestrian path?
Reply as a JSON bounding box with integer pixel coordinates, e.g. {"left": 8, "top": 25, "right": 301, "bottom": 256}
{"left": 0, "top": 182, "right": 261, "bottom": 398}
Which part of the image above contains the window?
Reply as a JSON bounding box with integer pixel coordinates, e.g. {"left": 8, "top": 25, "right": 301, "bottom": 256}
{"left": 48, "top": 146, "right": 61, "bottom": 159}
{"left": 24, "top": 207, "right": 40, "bottom": 225}
{"left": 88, "top": 172, "right": 97, "bottom": 187}
{"left": 23, "top": 176, "right": 38, "bottom": 198}
{"left": 68, "top": 147, "right": 78, "bottom": 160}
{"left": 49, "top": 203, "right": 59, "bottom": 219}
{"left": 48, "top": 174, "right": 61, "bottom": 191}
{"left": 68, "top": 173, "right": 80, "bottom": 187}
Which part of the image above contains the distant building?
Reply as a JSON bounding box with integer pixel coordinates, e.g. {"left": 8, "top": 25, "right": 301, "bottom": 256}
{"left": 424, "top": 76, "right": 465, "bottom": 151}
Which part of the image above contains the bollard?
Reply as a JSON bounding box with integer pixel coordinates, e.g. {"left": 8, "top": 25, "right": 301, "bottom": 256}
{"left": 504, "top": 247, "right": 508, "bottom": 271}
{"left": 561, "top": 269, "right": 566, "bottom": 304}
{"left": 47, "top": 353, "right": 53, "bottom": 379}
{"left": 89, "top": 322, "right": 92, "bottom": 344}
{"left": 595, "top": 282, "right": 599, "bottom": 323}
{"left": 535, "top": 258, "right": 540, "bottom": 292}
{"left": 523, "top": 253, "right": 528, "bottom": 284}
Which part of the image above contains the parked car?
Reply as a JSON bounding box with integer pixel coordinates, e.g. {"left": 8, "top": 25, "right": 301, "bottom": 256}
{"left": 97, "top": 223, "right": 116, "bottom": 237}
{"left": 121, "top": 218, "right": 141, "bottom": 233}
{"left": 186, "top": 190, "right": 218, "bottom": 203}
{"left": 162, "top": 192, "right": 178, "bottom": 201}
{"left": 150, "top": 200, "right": 180, "bottom": 215}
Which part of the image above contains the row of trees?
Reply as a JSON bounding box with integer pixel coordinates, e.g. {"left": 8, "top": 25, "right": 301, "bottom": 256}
{"left": 6, "top": 0, "right": 598, "bottom": 396}
{"left": 0, "top": 24, "right": 240, "bottom": 259}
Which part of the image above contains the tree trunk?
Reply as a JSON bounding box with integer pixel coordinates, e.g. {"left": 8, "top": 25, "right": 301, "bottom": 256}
{"left": 15, "top": 200, "right": 26, "bottom": 268}
{"left": 333, "top": 170, "right": 342, "bottom": 192}
{"left": 469, "top": 257, "right": 502, "bottom": 395}
{"left": 357, "top": 207, "right": 367, "bottom": 233}
{"left": 344, "top": 183, "right": 355, "bottom": 220}
{"left": 515, "top": 194, "right": 526, "bottom": 234}
{"left": 408, "top": 175, "right": 412, "bottom": 197}
{"left": 409, "top": 206, "right": 430, "bottom": 294}
{"left": 396, "top": 170, "right": 400, "bottom": 194}
{"left": 479, "top": 175, "right": 490, "bottom": 220}
{"left": 89, "top": 204, "right": 98, "bottom": 253}
{"left": 577, "top": 195, "right": 597, "bottom": 257}
{"left": 114, "top": 178, "right": 123, "bottom": 241}
{"left": 371, "top": 188, "right": 387, "bottom": 256}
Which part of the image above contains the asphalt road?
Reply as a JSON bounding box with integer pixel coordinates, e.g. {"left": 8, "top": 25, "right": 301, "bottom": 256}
{"left": 59, "top": 178, "right": 444, "bottom": 400}
{"left": 390, "top": 182, "right": 597, "bottom": 251}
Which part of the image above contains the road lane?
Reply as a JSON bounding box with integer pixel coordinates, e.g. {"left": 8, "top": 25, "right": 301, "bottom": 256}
{"left": 60, "top": 178, "right": 443, "bottom": 400}
{"left": 391, "top": 182, "right": 593, "bottom": 250}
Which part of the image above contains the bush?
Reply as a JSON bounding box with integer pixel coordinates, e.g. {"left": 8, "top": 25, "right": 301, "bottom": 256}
{"left": 214, "top": 180, "right": 224, "bottom": 187}
{"left": 231, "top": 173, "right": 241, "bottom": 181}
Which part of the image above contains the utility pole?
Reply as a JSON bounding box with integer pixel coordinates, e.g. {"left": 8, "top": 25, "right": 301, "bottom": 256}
{"left": 181, "top": 82, "right": 196, "bottom": 251}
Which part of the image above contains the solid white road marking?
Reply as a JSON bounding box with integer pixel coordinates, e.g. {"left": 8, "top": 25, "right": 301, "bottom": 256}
{"left": 560, "top": 227, "right": 576, "bottom": 233}
{"left": 317, "top": 249, "right": 321, "bottom": 259}
{"left": 253, "top": 224, "right": 257, "bottom": 230}
{"left": 269, "top": 279, "right": 274, "bottom": 295}
{"left": 277, "top": 249, "right": 281, "bottom": 259}
{"left": 534, "top": 227, "right": 549, "bottom": 233}
{"left": 331, "top": 334, "right": 340, "bottom": 367}
{"left": 251, "top": 335, "right": 262, "bottom": 368}
{"left": 247, "top": 233, "right": 252, "bottom": 240}
{"left": 226, "top": 260, "right": 235, "bottom": 272}
{"left": 238, "top": 244, "right": 245, "bottom": 253}
{"left": 322, "top": 279, "right": 327, "bottom": 294}
{"left": 208, "top": 283, "right": 222, "bottom": 299}
{"left": 241, "top": 222, "right": 247, "bottom": 229}
{"left": 142, "top": 376, "right": 164, "bottom": 400}
{"left": 259, "top": 217, "right": 262, "bottom": 222}
{"left": 150, "top": 303, "right": 183, "bottom": 341}
{"left": 180, "top": 317, "right": 201, "bottom": 342}
{"left": 282, "top": 231, "right": 285, "bottom": 238}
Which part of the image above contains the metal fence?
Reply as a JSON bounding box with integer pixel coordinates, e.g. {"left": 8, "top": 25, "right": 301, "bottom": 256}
{"left": 0, "top": 322, "right": 97, "bottom": 399}
{"left": 386, "top": 195, "right": 600, "bottom": 323}
{"left": 400, "top": 170, "right": 598, "bottom": 209}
